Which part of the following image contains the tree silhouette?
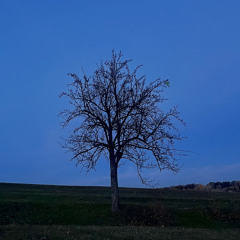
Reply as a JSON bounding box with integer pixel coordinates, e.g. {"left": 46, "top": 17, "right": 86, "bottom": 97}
{"left": 59, "top": 50, "right": 185, "bottom": 212}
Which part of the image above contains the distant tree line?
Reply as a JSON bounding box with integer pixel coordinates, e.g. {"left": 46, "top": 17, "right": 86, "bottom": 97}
{"left": 165, "top": 181, "right": 240, "bottom": 192}
{"left": 207, "top": 181, "right": 240, "bottom": 191}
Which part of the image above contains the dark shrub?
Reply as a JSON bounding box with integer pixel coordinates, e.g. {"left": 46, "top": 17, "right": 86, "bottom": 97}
{"left": 117, "top": 204, "right": 173, "bottom": 226}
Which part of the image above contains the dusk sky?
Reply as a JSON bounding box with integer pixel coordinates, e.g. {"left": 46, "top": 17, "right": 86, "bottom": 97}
{"left": 1, "top": 1, "right": 240, "bottom": 188}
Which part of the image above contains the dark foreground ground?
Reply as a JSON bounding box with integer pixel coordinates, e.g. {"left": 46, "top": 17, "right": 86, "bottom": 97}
{"left": 0, "top": 183, "right": 240, "bottom": 239}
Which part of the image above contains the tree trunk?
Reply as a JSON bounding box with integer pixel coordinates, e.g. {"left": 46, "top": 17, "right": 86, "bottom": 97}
{"left": 110, "top": 160, "right": 119, "bottom": 212}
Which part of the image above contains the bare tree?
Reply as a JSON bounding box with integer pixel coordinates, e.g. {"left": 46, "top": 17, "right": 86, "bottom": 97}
{"left": 59, "top": 50, "right": 185, "bottom": 212}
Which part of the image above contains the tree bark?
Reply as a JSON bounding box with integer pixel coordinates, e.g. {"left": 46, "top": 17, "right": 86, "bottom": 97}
{"left": 110, "top": 159, "right": 119, "bottom": 212}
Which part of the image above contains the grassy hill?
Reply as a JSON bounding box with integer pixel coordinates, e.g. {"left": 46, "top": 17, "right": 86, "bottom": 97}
{"left": 1, "top": 182, "right": 240, "bottom": 239}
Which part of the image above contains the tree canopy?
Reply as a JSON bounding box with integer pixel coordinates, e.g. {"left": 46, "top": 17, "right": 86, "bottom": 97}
{"left": 59, "top": 50, "right": 185, "bottom": 211}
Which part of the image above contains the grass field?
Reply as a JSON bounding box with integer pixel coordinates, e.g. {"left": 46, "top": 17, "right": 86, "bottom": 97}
{"left": 1, "top": 182, "right": 240, "bottom": 239}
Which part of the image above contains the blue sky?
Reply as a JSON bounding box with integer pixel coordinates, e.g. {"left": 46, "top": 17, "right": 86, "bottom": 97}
{"left": 1, "top": 0, "right": 240, "bottom": 187}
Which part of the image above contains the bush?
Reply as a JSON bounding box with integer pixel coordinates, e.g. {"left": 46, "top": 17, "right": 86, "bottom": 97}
{"left": 116, "top": 203, "right": 173, "bottom": 226}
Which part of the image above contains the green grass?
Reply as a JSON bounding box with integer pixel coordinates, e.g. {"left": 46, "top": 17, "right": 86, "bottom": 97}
{"left": 1, "top": 225, "right": 240, "bottom": 240}
{"left": 1, "top": 182, "right": 240, "bottom": 239}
